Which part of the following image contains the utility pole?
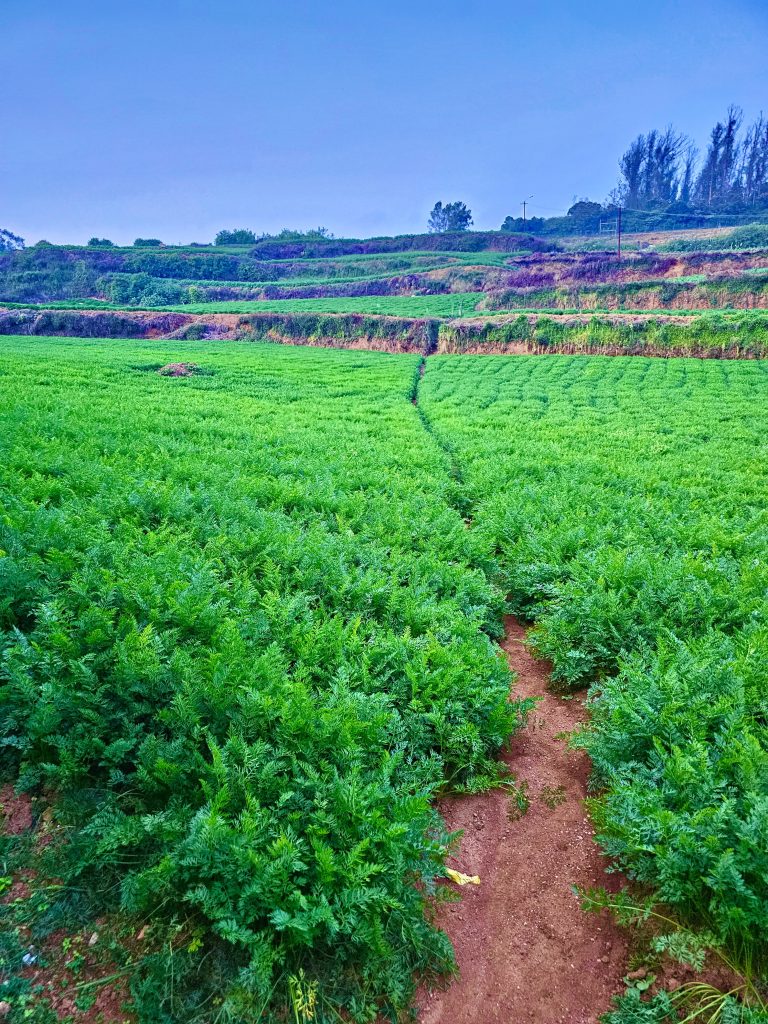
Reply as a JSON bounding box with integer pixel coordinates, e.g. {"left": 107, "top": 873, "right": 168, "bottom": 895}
{"left": 522, "top": 195, "right": 534, "bottom": 223}
{"left": 617, "top": 206, "right": 622, "bottom": 261}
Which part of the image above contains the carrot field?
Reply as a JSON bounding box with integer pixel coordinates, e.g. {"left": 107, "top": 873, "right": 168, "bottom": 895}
{"left": 0, "top": 337, "right": 526, "bottom": 1022}
{"left": 1, "top": 337, "right": 767, "bottom": 1023}
{"left": 420, "top": 355, "right": 768, "bottom": 976}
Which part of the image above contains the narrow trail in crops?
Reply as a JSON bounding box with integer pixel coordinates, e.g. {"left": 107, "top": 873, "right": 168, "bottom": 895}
{"left": 416, "top": 617, "right": 628, "bottom": 1024}
{"left": 411, "top": 368, "right": 628, "bottom": 1022}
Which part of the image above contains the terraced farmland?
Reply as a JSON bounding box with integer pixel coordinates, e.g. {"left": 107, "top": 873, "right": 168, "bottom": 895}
{"left": 2, "top": 224, "right": 768, "bottom": 1024}
{"left": 2, "top": 231, "right": 767, "bottom": 357}
{"left": 161, "top": 292, "right": 485, "bottom": 317}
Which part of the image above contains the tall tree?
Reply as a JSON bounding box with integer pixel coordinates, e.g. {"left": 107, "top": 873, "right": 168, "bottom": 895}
{"left": 648, "top": 127, "right": 687, "bottom": 205}
{"left": 740, "top": 112, "right": 768, "bottom": 206}
{"left": 641, "top": 130, "right": 660, "bottom": 203}
{"left": 678, "top": 143, "right": 698, "bottom": 207}
{"left": 617, "top": 127, "right": 688, "bottom": 209}
{"left": 618, "top": 135, "right": 646, "bottom": 208}
{"left": 427, "top": 201, "right": 473, "bottom": 232}
{"left": 0, "top": 228, "right": 24, "bottom": 251}
{"left": 695, "top": 121, "right": 724, "bottom": 207}
{"left": 695, "top": 107, "right": 742, "bottom": 207}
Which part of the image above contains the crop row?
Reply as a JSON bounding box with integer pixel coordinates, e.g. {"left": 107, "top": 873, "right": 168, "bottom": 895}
{"left": 0, "top": 337, "right": 527, "bottom": 1022}
{"left": 419, "top": 355, "right": 768, "bottom": 978}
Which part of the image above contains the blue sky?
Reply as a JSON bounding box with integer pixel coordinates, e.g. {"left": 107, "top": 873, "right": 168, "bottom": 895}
{"left": 4, "top": 0, "right": 768, "bottom": 243}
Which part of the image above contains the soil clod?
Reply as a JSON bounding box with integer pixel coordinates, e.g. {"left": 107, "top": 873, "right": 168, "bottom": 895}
{"left": 157, "top": 361, "right": 202, "bottom": 376}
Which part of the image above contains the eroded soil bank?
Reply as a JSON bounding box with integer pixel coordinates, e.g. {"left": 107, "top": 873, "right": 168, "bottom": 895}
{"left": 418, "top": 616, "right": 628, "bottom": 1024}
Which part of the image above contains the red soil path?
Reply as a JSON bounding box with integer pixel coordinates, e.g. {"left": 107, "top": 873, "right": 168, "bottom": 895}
{"left": 417, "top": 616, "right": 628, "bottom": 1024}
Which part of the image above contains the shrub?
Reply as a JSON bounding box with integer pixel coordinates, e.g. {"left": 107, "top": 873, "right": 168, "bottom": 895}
{"left": 214, "top": 228, "right": 258, "bottom": 245}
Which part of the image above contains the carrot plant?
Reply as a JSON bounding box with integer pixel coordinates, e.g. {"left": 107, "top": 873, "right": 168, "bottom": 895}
{"left": 420, "top": 354, "right": 768, "bottom": 985}
{"left": 0, "top": 337, "right": 526, "bottom": 1022}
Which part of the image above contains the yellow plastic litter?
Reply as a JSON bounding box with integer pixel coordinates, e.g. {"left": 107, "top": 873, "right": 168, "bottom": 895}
{"left": 445, "top": 868, "right": 481, "bottom": 886}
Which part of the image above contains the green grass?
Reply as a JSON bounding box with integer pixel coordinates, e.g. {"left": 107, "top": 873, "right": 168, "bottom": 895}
{"left": 0, "top": 300, "right": 761, "bottom": 320}
{"left": 2, "top": 299, "right": 760, "bottom": 320}
{"left": 241, "top": 249, "right": 520, "bottom": 268}
{"left": 438, "top": 309, "right": 768, "bottom": 357}
{"left": 0, "top": 299, "right": 130, "bottom": 310}
{"left": 659, "top": 224, "right": 768, "bottom": 252}
{"left": 160, "top": 292, "right": 485, "bottom": 317}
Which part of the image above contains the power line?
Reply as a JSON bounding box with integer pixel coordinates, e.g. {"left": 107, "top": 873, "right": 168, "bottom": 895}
{"left": 616, "top": 205, "right": 750, "bottom": 222}
{"left": 526, "top": 203, "right": 571, "bottom": 215}
{"left": 522, "top": 202, "right": 759, "bottom": 223}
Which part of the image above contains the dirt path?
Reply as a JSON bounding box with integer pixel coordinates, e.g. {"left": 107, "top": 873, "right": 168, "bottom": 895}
{"left": 417, "top": 616, "right": 628, "bottom": 1024}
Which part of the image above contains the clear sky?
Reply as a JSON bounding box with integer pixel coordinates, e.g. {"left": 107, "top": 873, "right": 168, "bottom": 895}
{"left": 4, "top": 0, "right": 768, "bottom": 244}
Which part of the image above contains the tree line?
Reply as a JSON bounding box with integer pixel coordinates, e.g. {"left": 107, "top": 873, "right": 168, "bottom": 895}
{"left": 434, "top": 110, "right": 768, "bottom": 236}
{"left": 498, "top": 107, "right": 768, "bottom": 236}
{"left": 4, "top": 108, "right": 766, "bottom": 250}
{"left": 613, "top": 106, "right": 768, "bottom": 213}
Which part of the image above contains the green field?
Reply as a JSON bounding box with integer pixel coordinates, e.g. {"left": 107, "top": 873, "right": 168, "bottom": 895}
{"left": 2, "top": 337, "right": 768, "bottom": 1022}
{"left": 420, "top": 355, "right": 768, "bottom": 970}
{"left": 161, "top": 292, "right": 485, "bottom": 317}
{"left": 0, "top": 337, "right": 525, "bottom": 1022}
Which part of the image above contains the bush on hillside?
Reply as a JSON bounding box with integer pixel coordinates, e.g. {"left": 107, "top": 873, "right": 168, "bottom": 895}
{"left": 214, "top": 228, "right": 258, "bottom": 245}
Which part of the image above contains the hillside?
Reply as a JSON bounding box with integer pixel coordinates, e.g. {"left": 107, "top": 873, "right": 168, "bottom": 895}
{"left": 2, "top": 226, "right": 768, "bottom": 359}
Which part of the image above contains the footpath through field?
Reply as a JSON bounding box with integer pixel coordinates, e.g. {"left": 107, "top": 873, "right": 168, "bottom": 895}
{"left": 417, "top": 617, "right": 628, "bottom": 1024}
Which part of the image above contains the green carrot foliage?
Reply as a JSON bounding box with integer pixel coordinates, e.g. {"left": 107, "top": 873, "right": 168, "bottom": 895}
{"left": 0, "top": 336, "right": 526, "bottom": 1021}
{"left": 420, "top": 354, "right": 768, "bottom": 975}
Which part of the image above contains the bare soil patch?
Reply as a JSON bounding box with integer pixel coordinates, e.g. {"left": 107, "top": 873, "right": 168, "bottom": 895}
{"left": 417, "top": 616, "right": 628, "bottom": 1024}
{"left": 1, "top": 786, "right": 133, "bottom": 1022}
{"left": 21, "top": 942, "right": 134, "bottom": 1024}
{"left": 0, "top": 784, "right": 33, "bottom": 834}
